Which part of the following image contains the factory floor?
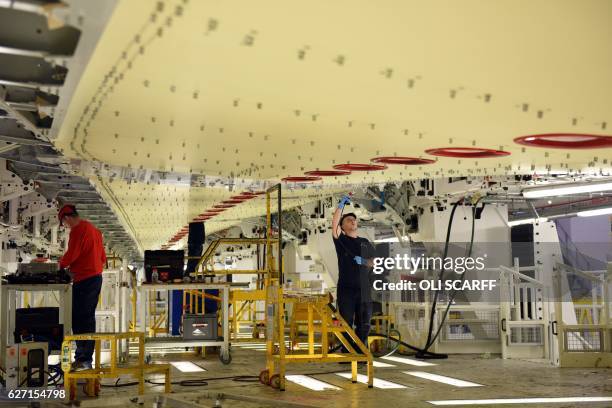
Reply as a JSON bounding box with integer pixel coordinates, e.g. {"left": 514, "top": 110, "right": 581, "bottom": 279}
{"left": 38, "top": 345, "right": 611, "bottom": 408}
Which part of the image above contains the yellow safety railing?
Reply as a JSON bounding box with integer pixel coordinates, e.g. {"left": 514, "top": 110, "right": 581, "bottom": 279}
{"left": 259, "top": 184, "right": 374, "bottom": 391}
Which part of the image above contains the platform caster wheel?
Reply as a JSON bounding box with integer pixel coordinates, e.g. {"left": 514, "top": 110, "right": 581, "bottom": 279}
{"left": 252, "top": 327, "right": 260, "bottom": 339}
{"left": 94, "top": 379, "right": 101, "bottom": 397}
{"left": 219, "top": 348, "right": 232, "bottom": 365}
{"left": 69, "top": 384, "right": 76, "bottom": 401}
{"left": 269, "top": 374, "right": 281, "bottom": 389}
{"left": 259, "top": 369, "right": 270, "bottom": 385}
{"left": 144, "top": 354, "right": 152, "bottom": 364}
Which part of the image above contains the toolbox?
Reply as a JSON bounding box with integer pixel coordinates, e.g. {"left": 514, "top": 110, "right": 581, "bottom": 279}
{"left": 182, "top": 313, "right": 217, "bottom": 340}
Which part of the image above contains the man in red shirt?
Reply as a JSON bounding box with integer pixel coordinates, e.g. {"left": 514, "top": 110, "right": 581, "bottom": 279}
{"left": 58, "top": 204, "right": 106, "bottom": 371}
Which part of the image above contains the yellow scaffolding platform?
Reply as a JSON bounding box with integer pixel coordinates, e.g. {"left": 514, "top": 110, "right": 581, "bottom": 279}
{"left": 230, "top": 289, "right": 266, "bottom": 341}
{"left": 61, "top": 332, "right": 171, "bottom": 400}
{"left": 188, "top": 235, "right": 278, "bottom": 343}
{"left": 259, "top": 184, "right": 374, "bottom": 391}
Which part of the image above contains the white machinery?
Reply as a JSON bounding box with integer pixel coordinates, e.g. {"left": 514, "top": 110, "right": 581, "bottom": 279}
{"left": 4, "top": 342, "right": 48, "bottom": 389}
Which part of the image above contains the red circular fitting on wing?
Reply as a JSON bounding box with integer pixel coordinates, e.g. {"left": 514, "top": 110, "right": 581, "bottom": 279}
{"left": 304, "top": 170, "right": 352, "bottom": 176}
{"left": 514, "top": 133, "right": 612, "bottom": 149}
{"left": 213, "top": 204, "right": 234, "bottom": 209}
{"left": 281, "top": 176, "right": 322, "bottom": 182}
{"left": 371, "top": 156, "right": 436, "bottom": 165}
{"left": 332, "top": 163, "right": 387, "bottom": 171}
{"left": 425, "top": 147, "right": 510, "bottom": 158}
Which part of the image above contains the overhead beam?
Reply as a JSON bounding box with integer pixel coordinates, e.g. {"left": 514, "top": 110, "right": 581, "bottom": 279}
{"left": 0, "top": 7, "right": 81, "bottom": 56}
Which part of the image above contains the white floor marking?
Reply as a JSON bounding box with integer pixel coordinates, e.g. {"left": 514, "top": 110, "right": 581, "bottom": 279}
{"left": 286, "top": 375, "right": 341, "bottom": 391}
{"left": 381, "top": 355, "right": 436, "bottom": 366}
{"left": 427, "top": 397, "right": 612, "bottom": 406}
{"left": 373, "top": 361, "right": 395, "bottom": 368}
{"left": 170, "top": 361, "right": 206, "bottom": 372}
{"left": 336, "top": 373, "right": 407, "bottom": 389}
{"left": 403, "top": 371, "right": 482, "bottom": 387}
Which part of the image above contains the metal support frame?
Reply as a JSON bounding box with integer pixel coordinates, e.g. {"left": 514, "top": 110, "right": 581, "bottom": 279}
{"left": 137, "top": 282, "right": 231, "bottom": 362}
{"left": 499, "top": 261, "right": 550, "bottom": 360}
{"left": 62, "top": 331, "right": 171, "bottom": 400}
{"left": 96, "top": 270, "right": 122, "bottom": 339}
{"left": 552, "top": 262, "right": 612, "bottom": 368}
{"left": 0, "top": 283, "right": 72, "bottom": 369}
{"left": 261, "top": 184, "right": 373, "bottom": 391}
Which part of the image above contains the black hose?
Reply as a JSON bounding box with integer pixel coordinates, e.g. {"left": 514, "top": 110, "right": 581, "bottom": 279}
{"left": 369, "top": 328, "right": 401, "bottom": 358}
{"left": 419, "top": 199, "right": 463, "bottom": 358}
{"left": 426, "top": 199, "right": 481, "bottom": 347}
{"left": 419, "top": 197, "right": 482, "bottom": 357}
{"left": 47, "top": 364, "right": 64, "bottom": 386}
{"left": 102, "top": 375, "right": 260, "bottom": 388}
{"left": 328, "top": 330, "right": 447, "bottom": 360}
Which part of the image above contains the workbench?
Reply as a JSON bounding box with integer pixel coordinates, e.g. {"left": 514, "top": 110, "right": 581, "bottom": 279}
{"left": 137, "top": 282, "right": 233, "bottom": 363}
{"left": 0, "top": 283, "right": 72, "bottom": 368}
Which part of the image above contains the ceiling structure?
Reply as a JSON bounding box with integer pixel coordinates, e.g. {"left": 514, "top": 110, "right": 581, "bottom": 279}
{"left": 50, "top": 0, "right": 612, "bottom": 254}
{"left": 0, "top": 0, "right": 144, "bottom": 260}
{"left": 95, "top": 177, "right": 344, "bottom": 250}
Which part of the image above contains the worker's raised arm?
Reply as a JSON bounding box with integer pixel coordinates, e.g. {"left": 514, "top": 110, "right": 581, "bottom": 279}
{"left": 332, "top": 195, "right": 351, "bottom": 239}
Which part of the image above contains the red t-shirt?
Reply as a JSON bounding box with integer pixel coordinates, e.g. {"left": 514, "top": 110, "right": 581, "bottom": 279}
{"left": 59, "top": 219, "right": 106, "bottom": 282}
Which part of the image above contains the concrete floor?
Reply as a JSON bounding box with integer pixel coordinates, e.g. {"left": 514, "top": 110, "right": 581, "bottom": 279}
{"left": 37, "top": 346, "right": 612, "bottom": 408}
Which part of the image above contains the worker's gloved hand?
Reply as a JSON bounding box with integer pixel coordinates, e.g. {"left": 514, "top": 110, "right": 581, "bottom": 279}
{"left": 353, "top": 256, "right": 365, "bottom": 265}
{"left": 338, "top": 195, "right": 351, "bottom": 209}
{"left": 58, "top": 268, "right": 72, "bottom": 282}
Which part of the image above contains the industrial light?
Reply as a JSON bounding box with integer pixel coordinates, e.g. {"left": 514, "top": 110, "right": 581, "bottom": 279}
{"left": 577, "top": 207, "right": 612, "bottom": 217}
{"left": 374, "top": 235, "right": 409, "bottom": 243}
{"left": 403, "top": 371, "right": 482, "bottom": 387}
{"left": 374, "top": 237, "right": 400, "bottom": 243}
{"left": 425, "top": 147, "right": 510, "bottom": 158}
{"left": 333, "top": 163, "right": 388, "bottom": 171}
{"left": 522, "top": 181, "right": 612, "bottom": 198}
{"left": 427, "top": 397, "right": 612, "bottom": 406}
{"left": 371, "top": 156, "right": 436, "bottom": 165}
{"left": 381, "top": 355, "right": 436, "bottom": 367}
{"left": 170, "top": 361, "right": 205, "bottom": 372}
{"left": 285, "top": 375, "right": 341, "bottom": 391}
{"left": 336, "top": 373, "right": 406, "bottom": 389}
{"left": 507, "top": 217, "right": 548, "bottom": 227}
{"left": 281, "top": 176, "right": 322, "bottom": 182}
{"left": 304, "top": 170, "right": 352, "bottom": 177}
{"left": 514, "top": 133, "right": 612, "bottom": 149}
